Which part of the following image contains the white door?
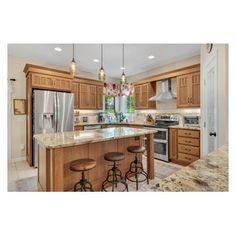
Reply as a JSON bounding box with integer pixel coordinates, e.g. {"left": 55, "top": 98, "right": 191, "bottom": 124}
{"left": 203, "top": 53, "right": 218, "bottom": 154}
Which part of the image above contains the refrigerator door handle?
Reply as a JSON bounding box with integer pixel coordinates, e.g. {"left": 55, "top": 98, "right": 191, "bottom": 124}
{"left": 54, "top": 93, "right": 58, "bottom": 132}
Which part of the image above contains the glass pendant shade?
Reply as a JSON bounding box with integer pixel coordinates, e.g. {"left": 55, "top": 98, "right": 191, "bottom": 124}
{"left": 69, "top": 44, "right": 77, "bottom": 77}
{"left": 121, "top": 72, "right": 126, "bottom": 84}
{"left": 120, "top": 44, "right": 127, "bottom": 84}
{"left": 70, "top": 58, "right": 77, "bottom": 77}
{"left": 98, "top": 66, "right": 106, "bottom": 81}
{"left": 98, "top": 44, "right": 106, "bottom": 81}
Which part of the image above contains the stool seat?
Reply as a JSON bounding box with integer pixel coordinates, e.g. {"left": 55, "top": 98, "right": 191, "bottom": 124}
{"left": 104, "top": 152, "right": 125, "bottom": 162}
{"left": 70, "top": 159, "right": 96, "bottom": 172}
{"left": 127, "top": 146, "right": 145, "bottom": 154}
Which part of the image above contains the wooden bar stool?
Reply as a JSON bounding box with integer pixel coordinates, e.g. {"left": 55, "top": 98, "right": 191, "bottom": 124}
{"left": 70, "top": 159, "right": 96, "bottom": 192}
{"left": 125, "top": 146, "right": 149, "bottom": 191}
{"left": 101, "top": 152, "right": 128, "bottom": 192}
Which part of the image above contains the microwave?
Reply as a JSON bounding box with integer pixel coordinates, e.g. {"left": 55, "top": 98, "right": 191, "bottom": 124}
{"left": 183, "top": 115, "right": 200, "bottom": 127}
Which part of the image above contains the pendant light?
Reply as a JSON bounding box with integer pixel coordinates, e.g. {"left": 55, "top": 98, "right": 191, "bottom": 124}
{"left": 120, "top": 43, "right": 127, "bottom": 84}
{"left": 69, "top": 43, "right": 77, "bottom": 77}
{"left": 98, "top": 44, "right": 106, "bottom": 81}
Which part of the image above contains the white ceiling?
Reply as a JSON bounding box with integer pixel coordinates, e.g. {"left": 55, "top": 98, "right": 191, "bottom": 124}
{"left": 8, "top": 44, "right": 200, "bottom": 78}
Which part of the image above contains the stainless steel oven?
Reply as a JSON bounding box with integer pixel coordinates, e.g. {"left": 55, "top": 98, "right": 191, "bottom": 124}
{"left": 153, "top": 128, "right": 168, "bottom": 162}
{"left": 144, "top": 126, "right": 169, "bottom": 162}
{"left": 144, "top": 115, "right": 179, "bottom": 162}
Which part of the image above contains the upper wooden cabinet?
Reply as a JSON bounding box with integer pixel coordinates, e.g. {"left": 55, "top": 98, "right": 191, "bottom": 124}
{"left": 72, "top": 82, "right": 79, "bottom": 108}
{"left": 177, "top": 71, "right": 200, "bottom": 108}
{"left": 78, "top": 83, "right": 98, "bottom": 109}
{"left": 31, "top": 73, "right": 72, "bottom": 91}
{"left": 96, "top": 86, "right": 104, "bottom": 109}
{"left": 134, "top": 82, "right": 156, "bottom": 109}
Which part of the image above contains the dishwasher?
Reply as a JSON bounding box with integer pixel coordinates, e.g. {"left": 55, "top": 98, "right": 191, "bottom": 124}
{"left": 83, "top": 124, "right": 102, "bottom": 130}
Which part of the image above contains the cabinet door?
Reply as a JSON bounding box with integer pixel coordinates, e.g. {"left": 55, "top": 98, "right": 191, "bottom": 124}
{"left": 189, "top": 72, "right": 200, "bottom": 107}
{"left": 79, "top": 84, "right": 89, "bottom": 108}
{"left": 134, "top": 85, "right": 141, "bottom": 108}
{"left": 32, "top": 74, "right": 54, "bottom": 88}
{"left": 88, "top": 85, "right": 97, "bottom": 109}
{"left": 54, "top": 78, "right": 71, "bottom": 91}
{"left": 169, "top": 128, "right": 178, "bottom": 160}
{"left": 96, "top": 86, "right": 103, "bottom": 109}
{"left": 177, "top": 74, "right": 190, "bottom": 107}
{"left": 141, "top": 84, "right": 148, "bottom": 108}
{"left": 72, "top": 82, "right": 79, "bottom": 108}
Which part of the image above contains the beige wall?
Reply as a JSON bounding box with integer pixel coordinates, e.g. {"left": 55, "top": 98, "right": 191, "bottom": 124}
{"left": 7, "top": 55, "right": 115, "bottom": 161}
{"left": 127, "top": 54, "right": 201, "bottom": 113}
{"left": 128, "top": 55, "right": 200, "bottom": 83}
{"left": 200, "top": 44, "right": 228, "bottom": 154}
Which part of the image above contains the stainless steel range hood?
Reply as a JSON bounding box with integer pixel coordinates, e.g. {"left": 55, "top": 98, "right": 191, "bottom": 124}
{"left": 149, "top": 78, "right": 176, "bottom": 102}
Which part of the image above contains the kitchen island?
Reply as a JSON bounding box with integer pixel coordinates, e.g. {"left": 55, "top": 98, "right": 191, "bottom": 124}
{"left": 34, "top": 127, "right": 155, "bottom": 191}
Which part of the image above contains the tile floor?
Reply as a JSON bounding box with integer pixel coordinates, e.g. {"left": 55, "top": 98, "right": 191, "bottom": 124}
{"left": 8, "top": 160, "right": 38, "bottom": 191}
{"left": 8, "top": 157, "right": 182, "bottom": 192}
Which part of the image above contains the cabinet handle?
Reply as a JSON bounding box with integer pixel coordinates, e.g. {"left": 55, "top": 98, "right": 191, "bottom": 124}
{"left": 190, "top": 97, "right": 193, "bottom": 103}
{"left": 188, "top": 97, "right": 190, "bottom": 103}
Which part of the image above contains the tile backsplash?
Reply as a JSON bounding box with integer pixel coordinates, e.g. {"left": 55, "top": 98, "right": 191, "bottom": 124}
{"left": 74, "top": 108, "right": 200, "bottom": 125}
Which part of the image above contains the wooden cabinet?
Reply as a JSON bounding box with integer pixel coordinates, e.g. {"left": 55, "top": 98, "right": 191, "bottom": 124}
{"left": 72, "top": 82, "right": 79, "bottom": 108}
{"left": 96, "top": 86, "right": 103, "bottom": 109}
{"left": 169, "top": 128, "right": 200, "bottom": 165}
{"left": 177, "top": 71, "right": 200, "bottom": 108}
{"left": 74, "top": 125, "right": 84, "bottom": 131}
{"left": 134, "top": 82, "right": 156, "bottom": 109}
{"left": 169, "top": 128, "right": 178, "bottom": 161}
{"left": 31, "top": 73, "right": 72, "bottom": 91}
{"left": 79, "top": 83, "right": 97, "bottom": 109}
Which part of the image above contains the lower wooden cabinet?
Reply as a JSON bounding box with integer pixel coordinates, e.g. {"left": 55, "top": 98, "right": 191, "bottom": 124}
{"left": 169, "top": 128, "right": 178, "bottom": 161}
{"left": 169, "top": 128, "right": 200, "bottom": 165}
{"left": 74, "top": 125, "right": 84, "bottom": 131}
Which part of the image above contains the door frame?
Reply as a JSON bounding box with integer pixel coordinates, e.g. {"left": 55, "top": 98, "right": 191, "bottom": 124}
{"left": 201, "top": 50, "right": 218, "bottom": 156}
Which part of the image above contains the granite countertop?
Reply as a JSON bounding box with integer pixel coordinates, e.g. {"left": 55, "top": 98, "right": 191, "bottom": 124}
{"left": 74, "top": 122, "right": 151, "bottom": 126}
{"left": 169, "top": 125, "right": 201, "bottom": 130}
{"left": 34, "top": 127, "right": 156, "bottom": 149}
{"left": 156, "top": 145, "right": 228, "bottom": 192}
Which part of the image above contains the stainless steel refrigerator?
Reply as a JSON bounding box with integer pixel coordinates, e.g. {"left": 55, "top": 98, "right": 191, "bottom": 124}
{"left": 33, "top": 90, "right": 74, "bottom": 167}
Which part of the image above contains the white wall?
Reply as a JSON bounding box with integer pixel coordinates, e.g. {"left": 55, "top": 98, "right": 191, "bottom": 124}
{"left": 200, "top": 44, "right": 228, "bottom": 154}
{"left": 7, "top": 55, "right": 116, "bottom": 161}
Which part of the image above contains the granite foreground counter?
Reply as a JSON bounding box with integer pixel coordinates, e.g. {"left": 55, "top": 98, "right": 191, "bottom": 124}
{"left": 34, "top": 127, "right": 155, "bottom": 191}
{"left": 156, "top": 145, "right": 228, "bottom": 192}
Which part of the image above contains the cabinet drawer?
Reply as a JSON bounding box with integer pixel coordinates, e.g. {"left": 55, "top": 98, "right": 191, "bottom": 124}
{"left": 178, "top": 144, "right": 200, "bottom": 156}
{"left": 178, "top": 137, "right": 200, "bottom": 147}
{"left": 178, "top": 153, "right": 199, "bottom": 163}
{"left": 178, "top": 129, "right": 200, "bottom": 138}
{"left": 74, "top": 126, "right": 83, "bottom": 131}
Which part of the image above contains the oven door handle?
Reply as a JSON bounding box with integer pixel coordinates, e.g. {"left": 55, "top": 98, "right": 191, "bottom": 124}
{"left": 154, "top": 139, "right": 168, "bottom": 143}
{"left": 156, "top": 128, "right": 168, "bottom": 132}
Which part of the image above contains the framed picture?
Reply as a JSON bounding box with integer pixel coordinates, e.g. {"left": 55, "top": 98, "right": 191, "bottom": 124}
{"left": 13, "top": 99, "right": 27, "bottom": 115}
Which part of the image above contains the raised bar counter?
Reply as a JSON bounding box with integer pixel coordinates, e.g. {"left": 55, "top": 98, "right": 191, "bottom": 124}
{"left": 34, "top": 127, "right": 155, "bottom": 191}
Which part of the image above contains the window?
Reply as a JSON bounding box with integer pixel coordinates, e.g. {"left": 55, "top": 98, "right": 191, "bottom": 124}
{"left": 105, "top": 96, "right": 115, "bottom": 113}
{"left": 126, "top": 96, "right": 135, "bottom": 113}
{"left": 105, "top": 95, "right": 135, "bottom": 113}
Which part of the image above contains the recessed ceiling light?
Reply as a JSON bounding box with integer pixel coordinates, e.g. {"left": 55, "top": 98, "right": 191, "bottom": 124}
{"left": 93, "top": 59, "right": 99, "bottom": 62}
{"left": 148, "top": 55, "right": 155, "bottom": 59}
{"left": 54, "top": 47, "right": 62, "bottom": 52}
{"left": 120, "top": 67, "right": 125, "bottom": 70}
